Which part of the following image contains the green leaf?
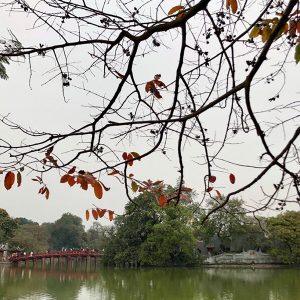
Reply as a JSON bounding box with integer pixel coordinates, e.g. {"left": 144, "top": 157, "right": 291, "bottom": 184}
{"left": 295, "top": 43, "right": 300, "bottom": 64}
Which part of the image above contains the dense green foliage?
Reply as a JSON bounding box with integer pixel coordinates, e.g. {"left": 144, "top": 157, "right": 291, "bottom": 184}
{"left": 47, "top": 213, "right": 87, "bottom": 249}
{"left": 102, "top": 192, "right": 200, "bottom": 266}
{"left": 194, "top": 198, "right": 268, "bottom": 252}
{"left": 0, "top": 203, "right": 299, "bottom": 266}
{"left": 266, "top": 211, "right": 300, "bottom": 264}
{"left": 10, "top": 224, "right": 49, "bottom": 252}
{"left": 0, "top": 208, "right": 18, "bottom": 242}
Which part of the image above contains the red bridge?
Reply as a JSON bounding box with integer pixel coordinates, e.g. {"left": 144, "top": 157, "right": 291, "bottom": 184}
{"left": 9, "top": 250, "right": 102, "bottom": 268}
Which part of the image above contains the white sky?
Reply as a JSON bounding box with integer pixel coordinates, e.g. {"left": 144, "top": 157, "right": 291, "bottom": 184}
{"left": 0, "top": 1, "right": 299, "bottom": 227}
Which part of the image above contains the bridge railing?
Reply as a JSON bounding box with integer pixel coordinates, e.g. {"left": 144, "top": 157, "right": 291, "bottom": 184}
{"left": 9, "top": 250, "right": 102, "bottom": 262}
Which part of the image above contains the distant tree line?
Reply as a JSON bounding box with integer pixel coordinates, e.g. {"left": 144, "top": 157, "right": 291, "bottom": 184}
{"left": 1, "top": 191, "right": 300, "bottom": 266}
{"left": 0, "top": 208, "right": 109, "bottom": 253}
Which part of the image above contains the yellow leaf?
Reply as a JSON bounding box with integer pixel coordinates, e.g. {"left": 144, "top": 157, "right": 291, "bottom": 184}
{"left": 131, "top": 181, "right": 139, "bottom": 193}
{"left": 261, "top": 26, "right": 271, "bottom": 43}
{"left": 130, "top": 151, "right": 140, "bottom": 159}
{"left": 295, "top": 43, "right": 300, "bottom": 64}
{"left": 168, "top": 5, "right": 184, "bottom": 16}
{"left": 249, "top": 26, "right": 261, "bottom": 39}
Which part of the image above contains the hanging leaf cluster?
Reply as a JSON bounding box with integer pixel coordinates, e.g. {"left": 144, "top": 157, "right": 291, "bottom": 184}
{"left": 250, "top": 16, "right": 300, "bottom": 64}
{"left": 60, "top": 167, "right": 109, "bottom": 200}
{"left": 206, "top": 173, "right": 236, "bottom": 199}
{"left": 43, "top": 146, "right": 58, "bottom": 167}
{"left": 32, "top": 176, "right": 50, "bottom": 199}
{"left": 145, "top": 74, "right": 167, "bottom": 99}
{"left": 85, "top": 208, "right": 114, "bottom": 221}
{"left": 122, "top": 151, "right": 140, "bottom": 166}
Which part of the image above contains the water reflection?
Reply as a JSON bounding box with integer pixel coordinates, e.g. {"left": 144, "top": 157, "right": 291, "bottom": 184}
{"left": 0, "top": 265, "right": 300, "bottom": 300}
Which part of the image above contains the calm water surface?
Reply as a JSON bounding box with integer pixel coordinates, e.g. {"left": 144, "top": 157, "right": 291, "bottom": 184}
{"left": 1, "top": 265, "right": 300, "bottom": 300}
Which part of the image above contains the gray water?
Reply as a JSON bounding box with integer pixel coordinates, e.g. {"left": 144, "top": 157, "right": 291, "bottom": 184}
{"left": 1, "top": 265, "right": 300, "bottom": 300}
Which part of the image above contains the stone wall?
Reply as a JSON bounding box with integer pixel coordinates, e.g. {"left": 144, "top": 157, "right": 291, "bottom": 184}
{"left": 204, "top": 250, "right": 279, "bottom": 265}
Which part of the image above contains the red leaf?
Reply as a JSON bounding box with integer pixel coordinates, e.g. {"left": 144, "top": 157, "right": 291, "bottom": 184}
{"left": 229, "top": 173, "right": 236, "bottom": 184}
{"left": 154, "top": 90, "right": 162, "bottom": 99}
{"left": 206, "top": 187, "right": 213, "bottom": 192}
{"left": 127, "top": 153, "right": 134, "bottom": 166}
{"left": 209, "top": 175, "right": 216, "bottom": 183}
{"left": 92, "top": 209, "right": 98, "bottom": 220}
{"left": 4, "top": 172, "right": 15, "bottom": 190}
{"left": 85, "top": 210, "right": 90, "bottom": 221}
{"left": 93, "top": 181, "right": 103, "bottom": 199}
{"left": 45, "top": 188, "right": 50, "bottom": 200}
{"left": 128, "top": 173, "right": 134, "bottom": 178}
{"left": 108, "top": 210, "right": 114, "bottom": 221}
{"left": 81, "top": 179, "right": 88, "bottom": 190}
{"left": 155, "top": 80, "right": 166, "bottom": 88}
{"left": 122, "top": 152, "right": 128, "bottom": 160}
{"left": 97, "top": 209, "right": 106, "bottom": 218}
{"left": 60, "top": 174, "right": 70, "bottom": 183}
{"left": 46, "top": 146, "right": 54, "bottom": 156}
{"left": 108, "top": 170, "right": 119, "bottom": 176}
{"left": 145, "top": 81, "right": 155, "bottom": 93}
{"left": 158, "top": 195, "right": 167, "bottom": 208}
{"left": 68, "top": 166, "right": 76, "bottom": 174}
{"left": 68, "top": 176, "right": 76, "bottom": 187}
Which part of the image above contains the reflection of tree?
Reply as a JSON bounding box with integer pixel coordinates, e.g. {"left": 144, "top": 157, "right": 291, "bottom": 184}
{"left": 1, "top": 265, "right": 300, "bottom": 299}
{"left": 0, "top": 266, "right": 98, "bottom": 300}
{"left": 91, "top": 268, "right": 300, "bottom": 300}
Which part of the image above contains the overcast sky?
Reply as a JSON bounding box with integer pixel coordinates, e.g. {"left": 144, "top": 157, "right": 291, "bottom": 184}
{"left": 0, "top": 1, "right": 299, "bottom": 227}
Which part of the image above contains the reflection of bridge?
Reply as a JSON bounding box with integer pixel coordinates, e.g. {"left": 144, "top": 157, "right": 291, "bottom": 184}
{"left": 9, "top": 250, "right": 102, "bottom": 269}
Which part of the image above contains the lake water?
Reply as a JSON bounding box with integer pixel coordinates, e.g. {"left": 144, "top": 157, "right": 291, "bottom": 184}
{"left": 1, "top": 265, "right": 300, "bottom": 300}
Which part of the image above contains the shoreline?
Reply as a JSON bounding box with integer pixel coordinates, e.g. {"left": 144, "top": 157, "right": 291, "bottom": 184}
{"left": 202, "top": 263, "right": 288, "bottom": 269}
